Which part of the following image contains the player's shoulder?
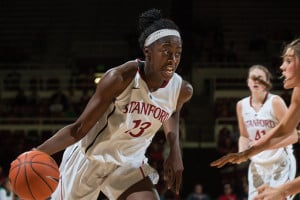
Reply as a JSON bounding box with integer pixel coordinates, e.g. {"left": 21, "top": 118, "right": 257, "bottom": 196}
{"left": 271, "top": 94, "right": 286, "bottom": 105}
{"left": 95, "top": 61, "right": 138, "bottom": 98}
{"left": 236, "top": 96, "right": 249, "bottom": 109}
{"left": 181, "top": 79, "right": 193, "bottom": 94}
{"left": 270, "top": 93, "right": 282, "bottom": 99}
{"left": 236, "top": 99, "right": 243, "bottom": 109}
{"left": 177, "top": 79, "right": 193, "bottom": 104}
{"left": 174, "top": 73, "right": 192, "bottom": 90}
{"left": 105, "top": 60, "right": 138, "bottom": 83}
{"left": 237, "top": 96, "right": 248, "bottom": 104}
{"left": 269, "top": 93, "right": 283, "bottom": 101}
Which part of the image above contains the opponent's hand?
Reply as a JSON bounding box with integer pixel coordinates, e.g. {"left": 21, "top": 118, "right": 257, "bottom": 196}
{"left": 254, "top": 184, "right": 286, "bottom": 200}
{"left": 210, "top": 151, "right": 248, "bottom": 168}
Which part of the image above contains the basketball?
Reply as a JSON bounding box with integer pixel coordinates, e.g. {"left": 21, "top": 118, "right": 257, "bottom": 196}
{"left": 9, "top": 150, "right": 60, "bottom": 200}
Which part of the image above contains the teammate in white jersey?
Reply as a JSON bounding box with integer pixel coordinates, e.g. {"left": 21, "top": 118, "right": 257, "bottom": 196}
{"left": 210, "top": 39, "right": 300, "bottom": 200}
{"left": 236, "top": 65, "right": 297, "bottom": 199}
{"left": 30, "top": 8, "right": 193, "bottom": 200}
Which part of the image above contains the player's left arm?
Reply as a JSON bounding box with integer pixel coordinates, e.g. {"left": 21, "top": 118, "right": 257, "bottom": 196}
{"left": 162, "top": 80, "right": 193, "bottom": 195}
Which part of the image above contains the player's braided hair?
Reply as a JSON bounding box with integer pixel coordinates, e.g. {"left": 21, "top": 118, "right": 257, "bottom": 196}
{"left": 138, "top": 8, "right": 180, "bottom": 49}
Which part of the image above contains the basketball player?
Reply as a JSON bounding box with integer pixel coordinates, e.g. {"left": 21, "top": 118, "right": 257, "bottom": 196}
{"left": 32, "top": 8, "right": 193, "bottom": 200}
{"left": 236, "top": 65, "right": 296, "bottom": 199}
{"left": 211, "top": 38, "right": 300, "bottom": 199}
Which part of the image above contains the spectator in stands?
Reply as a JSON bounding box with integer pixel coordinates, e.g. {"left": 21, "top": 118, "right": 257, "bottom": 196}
{"left": 238, "top": 178, "right": 248, "bottom": 200}
{"left": 217, "top": 126, "right": 237, "bottom": 156}
{"left": 217, "top": 183, "right": 237, "bottom": 200}
{"left": 186, "top": 183, "right": 211, "bottom": 200}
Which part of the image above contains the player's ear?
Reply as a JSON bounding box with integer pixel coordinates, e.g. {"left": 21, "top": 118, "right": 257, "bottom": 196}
{"left": 144, "top": 47, "right": 151, "bottom": 59}
{"left": 246, "top": 78, "right": 251, "bottom": 87}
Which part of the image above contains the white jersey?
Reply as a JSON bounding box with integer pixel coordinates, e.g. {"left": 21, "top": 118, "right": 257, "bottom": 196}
{"left": 80, "top": 60, "right": 182, "bottom": 167}
{"left": 241, "top": 93, "right": 293, "bottom": 164}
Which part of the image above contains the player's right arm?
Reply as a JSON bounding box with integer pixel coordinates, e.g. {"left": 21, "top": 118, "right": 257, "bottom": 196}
{"left": 36, "top": 61, "right": 137, "bottom": 155}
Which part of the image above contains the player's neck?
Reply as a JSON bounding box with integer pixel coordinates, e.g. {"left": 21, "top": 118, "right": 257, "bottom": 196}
{"left": 139, "top": 62, "right": 166, "bottom": 92}
{"left": 250, "top": 91, "right": 268, "bottom": 107}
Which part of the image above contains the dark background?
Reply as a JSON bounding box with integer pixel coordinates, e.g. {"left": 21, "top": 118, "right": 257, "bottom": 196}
{"left": 1, "top": 0, "right": 300, "bottom": 199}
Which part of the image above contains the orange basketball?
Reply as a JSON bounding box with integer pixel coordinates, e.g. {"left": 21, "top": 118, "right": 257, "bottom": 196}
{"left": 9, "top": 150, "right": 60, "bottom": 200}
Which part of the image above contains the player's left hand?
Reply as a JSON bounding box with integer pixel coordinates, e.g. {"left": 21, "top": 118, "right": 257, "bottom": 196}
{"left": 163, "top": 150, "right": 183, "bottom": 195}
{"left": 210, "top": 151, "right": 248, "bottom": 168}
{"left": 254, "top": 184, "right": 286, "bottom": 200}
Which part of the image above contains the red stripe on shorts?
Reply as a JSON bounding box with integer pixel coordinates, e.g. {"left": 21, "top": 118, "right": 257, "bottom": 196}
{"left": 139, "top": 167, "right": 146, "bottom": 178}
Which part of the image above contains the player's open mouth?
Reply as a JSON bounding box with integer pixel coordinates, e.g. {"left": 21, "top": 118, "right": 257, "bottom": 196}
{"left": 280, "top": 74, "right": 287, "bottom": 82}
{"left": 163, "top": 67, "right": 174, "bottom": 75}
{"left": 280, "top": 74, "right": 289, "bottom": 83}
{"left": 165, "top": 70, "right": 173, "bottom": 74}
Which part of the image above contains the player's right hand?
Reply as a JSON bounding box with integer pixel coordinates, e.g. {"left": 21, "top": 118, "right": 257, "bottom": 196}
{"left": 210, "top": 151, "right": 248, "bottom": 168}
